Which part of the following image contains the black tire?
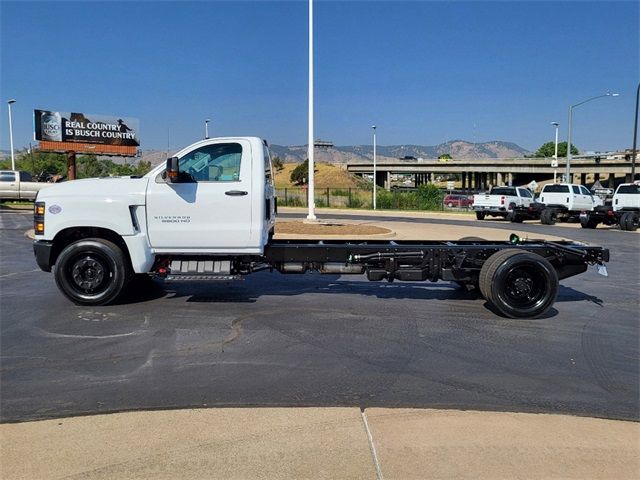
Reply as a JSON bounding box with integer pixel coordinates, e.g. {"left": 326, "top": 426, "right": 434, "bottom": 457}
{"left": 453, "top": 237, "right": 485, "bottom": 291}
{"left": 506, "top": 210, "right": 523, "bottom": 223}
{"left": 479, "top": 249, "right": 558, "bottom": 318}
{"left": 54, "top": 238, "right": 130, "bottom": 306}
{"left": 447, "top": 202, "right": 454, "bottom": 208}
{"left": 580, "top": 216, "right": 598, "bottom": 229}
{"left": 622, "top": 212, "right": 639, "bottom": 232}
{"left": 475, "top": 211, "right": 485, "bottom": 220}
{"left": 619, "top": 212, "right": 629, "bottom": 231}
{"left": 540, "top": 208, "right": 557, "bottom": 225}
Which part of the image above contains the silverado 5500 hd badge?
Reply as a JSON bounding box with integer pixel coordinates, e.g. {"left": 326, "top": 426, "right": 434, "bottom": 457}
{"left": 154, "top": 215, "right": 191, "bottom": 224}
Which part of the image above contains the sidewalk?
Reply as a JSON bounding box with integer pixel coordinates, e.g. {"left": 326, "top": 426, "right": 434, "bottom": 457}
{"left": 1, "top": 408, "right": 638, "bottom": 479}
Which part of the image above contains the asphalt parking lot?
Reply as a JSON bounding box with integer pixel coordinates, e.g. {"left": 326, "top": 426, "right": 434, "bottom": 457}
{"left": 1, "top": 209, "right": 638, "bottom": 423}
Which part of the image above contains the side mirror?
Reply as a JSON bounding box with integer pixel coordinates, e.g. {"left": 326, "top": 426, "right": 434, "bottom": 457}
{"left": 166, "top": 157, "right": 180, "bottom": 183}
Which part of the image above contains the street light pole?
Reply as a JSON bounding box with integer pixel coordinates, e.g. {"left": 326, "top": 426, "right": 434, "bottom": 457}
{"left": 372, "top": 125, "right": 377, "bottom": 210}
{"left": 566, "top": 92, "right": 619, "bottom": 182}
{"left": 306, "top": 0, "right": 316, "bottom": 220}
{"left": 7, "top": 99, "right": 16, "bottom": 171}
{"left": 551, "top": 122, "right": 559, "bottom": 183}
{"left": 204, "top": 119, "right": 210, "bottom": 139}
{"left": 632, "top": 82, "right": 639, "bottom": 180}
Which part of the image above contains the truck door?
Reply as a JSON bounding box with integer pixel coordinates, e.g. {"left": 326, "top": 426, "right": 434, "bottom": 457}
{"left": 18, "top": 171, "right": 38, "bottom": 200}
{"left": 145, "top": 140, "right": 253, "bottom": 249}
{"left": 517, "top": 188, "right": 533, "bottom": 206}
{"left": 0, "top": 171, "right": 18, "bottom": 200}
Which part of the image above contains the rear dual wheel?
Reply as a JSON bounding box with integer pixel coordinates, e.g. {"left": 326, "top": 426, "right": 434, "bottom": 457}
{"left": 540, "top": 208, "right": 557, "bottom": 225}
{"left": 620, "top": 212, "right": 639, "bottom": 231}
{"left": 580, "top": 215, "right": 598, "bottom": 229}
{"left": 479, "top": 249, "right": 558, "bottom": 318}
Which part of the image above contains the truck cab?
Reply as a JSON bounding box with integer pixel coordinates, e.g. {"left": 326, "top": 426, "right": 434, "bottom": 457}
{"left": 145, "top": 137, "right": 275, "bottom": 252}
{"left": 539, "top": 183, "right": 602, "bottom": 211}
{"left": 33, "top": 137, "right": 275, "bottom": 277}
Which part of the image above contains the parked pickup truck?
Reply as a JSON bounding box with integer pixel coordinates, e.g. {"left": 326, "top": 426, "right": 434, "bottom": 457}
{"left": 579, "top": 181, "right": 640, "bottom": 231}
{"left": 32, "top": 137, "right": 609, "bottom": 319}
{"left": 538, "top": 183, "right": 604, "bottom": 225}
{"left": 0, "top": 170, "right": 54, "bottom": 202}
{"left": 472, "top": 186, "right": 535, "bottom": 220}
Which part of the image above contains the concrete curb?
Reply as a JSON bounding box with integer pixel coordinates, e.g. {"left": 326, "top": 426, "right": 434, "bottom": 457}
{"left": 1, "top": 407, "right": 638, "bottom": 480}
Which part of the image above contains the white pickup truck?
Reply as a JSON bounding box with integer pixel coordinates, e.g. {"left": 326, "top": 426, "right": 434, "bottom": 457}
{"left": 32, "top": 137, "right": 610, "bottom": 319}
{"left": 579, "top": 181, "right": 640, "bottom": 231}
{"left": 538, "top": 183, "right": 603, "bottom": 225}
{"left": 0, "top": 170, "right": 53, "bottom": 202}
{"left": 472, "top": 186, "right": 535, "bottom": 220}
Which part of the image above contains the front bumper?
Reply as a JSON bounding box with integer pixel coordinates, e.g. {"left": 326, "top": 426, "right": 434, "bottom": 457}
{"left": 33, "top": 240, "right": 53, "bottom": 272}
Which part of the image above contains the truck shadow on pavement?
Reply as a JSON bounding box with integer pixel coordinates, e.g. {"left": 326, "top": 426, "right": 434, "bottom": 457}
{"left": 141, "top": 274, "right": 605, "bottom": 319}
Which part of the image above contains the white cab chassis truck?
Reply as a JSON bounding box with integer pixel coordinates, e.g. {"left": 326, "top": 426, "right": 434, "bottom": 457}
{"left": 33, "top": 137, "right": 609, "bottom": 319}
{"left": 579, "top": 181, "right": 640, "bottom": 231}
{"left": 538, "top": 183, "right": 603, "bottom": 225}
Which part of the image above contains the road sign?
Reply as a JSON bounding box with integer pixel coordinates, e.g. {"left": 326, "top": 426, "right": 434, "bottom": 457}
{"left": 551, "top": 159, "right": 559, "bottom": 168}
{"left": 447, "top": 181, "right": 455, "bottom": 190}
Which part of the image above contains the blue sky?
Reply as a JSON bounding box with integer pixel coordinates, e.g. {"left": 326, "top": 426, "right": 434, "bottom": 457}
{"left": 1, "top": 0, "right": 638, "bottom": 153}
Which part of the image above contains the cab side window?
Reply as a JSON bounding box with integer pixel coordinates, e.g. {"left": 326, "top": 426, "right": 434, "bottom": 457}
{"left": 580, "top": 186, "right": 591, "bottom": 196}
{"left": 0, "top": 172, "right": 16, "bottom": 182}
{"left": 572, "top": 186, "right": 581, "bottom": 194}
{"left": 178, "top": 143, "right": 242, "bottom": 182}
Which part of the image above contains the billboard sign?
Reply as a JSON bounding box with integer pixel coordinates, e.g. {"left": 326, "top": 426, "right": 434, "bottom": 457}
{"left": 34, "top": 110, "right": 140, "bottom": 156}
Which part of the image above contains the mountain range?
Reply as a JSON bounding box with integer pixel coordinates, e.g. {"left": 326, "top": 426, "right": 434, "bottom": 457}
{"left": 268, "top": 140, "right": 530, "bottom": 164}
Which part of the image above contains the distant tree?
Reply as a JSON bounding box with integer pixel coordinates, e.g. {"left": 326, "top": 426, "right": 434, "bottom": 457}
{"left": 438, "top": 153, "right": 452, "bottom": 160}
{"left": 534, "top": 141, "right": 578, "bottom": 158}
{"left": 272, "top": 156, "right": 284, "bottom": 171}
{"left": 134, "top": 160, "right": 152, "bottom": 176}
{"left": 290, "top": 159, "right": 309, "bottom": 185}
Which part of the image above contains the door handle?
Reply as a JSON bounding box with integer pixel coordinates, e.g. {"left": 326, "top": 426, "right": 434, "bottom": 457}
{"left": 225, "top": 190, "right": 248, "bottom": 196}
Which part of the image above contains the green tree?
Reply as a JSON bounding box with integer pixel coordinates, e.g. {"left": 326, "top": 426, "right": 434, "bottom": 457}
{"left": 438, "top": 153, "right": 452, "bottom": 160}
{"left": 134, "top": 160, "right": 152, "bottom": 176}
{"left": 272, "top": 156, "right": 284, "bottom": 171}
{"left": 534, "top": 141, "right": 578, "bottom": 158}
{"left": 290, "top": 159, "right": 317, "bottom": 186}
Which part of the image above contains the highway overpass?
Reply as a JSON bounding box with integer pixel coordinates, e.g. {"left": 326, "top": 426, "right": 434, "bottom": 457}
{"left": 346, "top": 156, "right": 637, "bottom": 190}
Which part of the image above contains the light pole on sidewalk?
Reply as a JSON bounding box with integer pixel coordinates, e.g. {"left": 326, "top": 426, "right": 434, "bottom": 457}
{"left": 551, "top": 122, "right": 559, "bottom": 183}
{"left": 204, "top": 119, "right": 210, "bottom": 139}
{"left": 566, "top": 92, "right": 619, "bottom": 181}
{"left": 306, "top": 0, "right": 316, "bottom": 220}
{"left": 372, "top": 125, "right": 377, "bottom": 210}
{"left": 7, "top": 99, "right": 16, "bottom": 171}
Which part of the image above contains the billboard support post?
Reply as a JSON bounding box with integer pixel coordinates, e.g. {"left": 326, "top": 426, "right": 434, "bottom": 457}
{"left": 67, "top": 151, "right": 76, "bottom": 181}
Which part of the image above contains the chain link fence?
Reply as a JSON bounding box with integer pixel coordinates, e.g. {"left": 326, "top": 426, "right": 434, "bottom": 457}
{"left": 275, "top": 186, "right": 479, "bottom": 211}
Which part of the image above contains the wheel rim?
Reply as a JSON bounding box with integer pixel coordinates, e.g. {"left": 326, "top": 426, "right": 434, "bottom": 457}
{"left": 500, "top": 263, "right": 548, "bottom": 311}
{"left": 67, "top": 253, "right": 112, "bottom": 295}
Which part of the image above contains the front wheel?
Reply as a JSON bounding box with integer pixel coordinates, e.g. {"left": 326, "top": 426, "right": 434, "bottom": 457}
{"left": 54, "top": 238, "right": 130, "bottom": 306}
{"left": 479, "top": 249, "right": 559, "bottom": 318}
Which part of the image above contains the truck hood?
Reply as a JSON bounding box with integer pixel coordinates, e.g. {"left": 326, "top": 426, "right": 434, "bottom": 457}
{"left": 36, "top": 176, "right": 149, "bottom": 205}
